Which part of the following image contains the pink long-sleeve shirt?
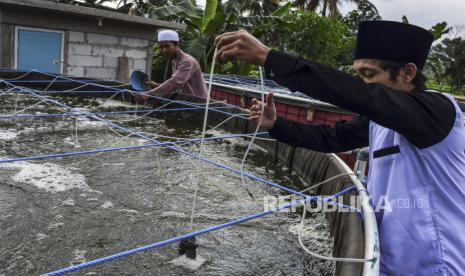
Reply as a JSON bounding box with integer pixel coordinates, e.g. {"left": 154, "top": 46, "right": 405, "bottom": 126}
{"left": 149, "top": 51, "right": 207, "bottom": 98}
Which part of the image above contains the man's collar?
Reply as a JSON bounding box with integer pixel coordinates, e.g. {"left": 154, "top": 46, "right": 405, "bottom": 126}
{"left": 173, "top": 50, "right": 183, "bottom": 60}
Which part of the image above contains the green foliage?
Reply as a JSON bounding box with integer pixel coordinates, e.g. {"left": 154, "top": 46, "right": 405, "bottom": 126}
{"left": 224, "top": 0, "right": 284, "bottom": 16}
{"left": 271, "top": 2, "right": 292, "bottom": 16}
{"left": 202, "top": 0, "right": 218, "bottom": 32}
{"left": 150, "top": 47, "right": 170, "bottom": 82}
{"left": 342, "top": 1, "right": 381, "bottom": 34}
{"left": 429, "top": 22, "right": 451, "bottom": 41}
{"left": 425, "top": 36, "right": 465, "bottom": 95}
{"left": 426, "top": 80, "right": 465, "bottom": 96}
{"left": 148, "top": 0, "right": 292, "bottom": 75}
{"left": 148, "top": 0, "right": 202, "bottom": 22}
{"left": 426, "top": 54, "right": 446, "bottom": 89}
{"left": 293, "top": 0, "right": 378, "bottom": 19}
{"left": 148, "top": 0, "right": 210, "bottom": 72}
{"left": 434, "top": 37, "right": 465, "bottom": 91}
{"left": 264, "top": 11, "right": 352, "bottom": 67}
{"left": 425, "top": 22, "right": 451, "bottom": 90}
{"left": 401, "top": 15, "right": 409, "bottom": 24}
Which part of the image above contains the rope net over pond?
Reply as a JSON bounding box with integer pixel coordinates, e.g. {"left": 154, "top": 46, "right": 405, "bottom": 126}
{"left": 0, "top": 69, "right": 379, "bottom": 276}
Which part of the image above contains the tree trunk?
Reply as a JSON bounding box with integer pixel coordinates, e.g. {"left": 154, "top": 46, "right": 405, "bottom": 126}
{"left": 321, "top": 0, "right": 328, "bottom": 17}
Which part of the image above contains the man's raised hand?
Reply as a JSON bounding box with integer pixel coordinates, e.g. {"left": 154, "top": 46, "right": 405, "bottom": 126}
{"left": 215, "top": 30, "right": 271, "bottom": 66}
{"left": 249, "top": 92, "right": 277, "bottom": 130}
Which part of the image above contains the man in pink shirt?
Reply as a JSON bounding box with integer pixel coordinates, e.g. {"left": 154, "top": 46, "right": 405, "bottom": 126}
{"left": 135, "top": 30, "right": 207, "bottom": 102}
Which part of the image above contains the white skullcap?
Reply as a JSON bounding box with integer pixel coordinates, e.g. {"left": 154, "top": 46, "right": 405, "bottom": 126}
{"left": 157, "top": 30, "right": 179, "bottom": 42}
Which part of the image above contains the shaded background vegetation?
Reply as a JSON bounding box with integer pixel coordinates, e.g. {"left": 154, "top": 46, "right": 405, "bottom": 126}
{"left": 50, "top": 0, "right": 465, "bottom": 95}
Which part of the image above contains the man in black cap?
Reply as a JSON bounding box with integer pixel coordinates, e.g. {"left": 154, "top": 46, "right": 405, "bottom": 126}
{"left": 215, "top": 21, "right": 465, "bottom": 275}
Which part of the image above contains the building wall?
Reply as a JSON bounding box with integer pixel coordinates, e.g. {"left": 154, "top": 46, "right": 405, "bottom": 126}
{"left": 0, "top": 5, "right": 162, "bottom": 82}
{"left": 66, "top": 31, "right": 153, "bottom": 81}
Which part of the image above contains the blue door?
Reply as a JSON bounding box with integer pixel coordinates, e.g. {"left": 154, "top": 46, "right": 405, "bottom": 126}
{"left": 17, "top": 28, "right": 63, "bottom": 73}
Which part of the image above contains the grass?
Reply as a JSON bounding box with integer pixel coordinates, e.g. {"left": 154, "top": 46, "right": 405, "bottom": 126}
{"left": 426, "top": 80, "right": 465, "bottom": 96}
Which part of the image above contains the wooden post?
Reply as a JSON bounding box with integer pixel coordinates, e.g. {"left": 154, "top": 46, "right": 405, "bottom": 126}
{"left": 118, "top": 56, "right": 129, "bottom": 83}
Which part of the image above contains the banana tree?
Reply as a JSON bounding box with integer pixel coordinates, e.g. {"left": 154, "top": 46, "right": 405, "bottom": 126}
{"left": 149, "top": 0, "right": 291, "bottom": 75}
{"left": 148, "top": 0, "right": 218, "bottom": 70}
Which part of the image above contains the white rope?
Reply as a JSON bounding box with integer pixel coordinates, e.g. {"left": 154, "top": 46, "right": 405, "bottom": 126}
{"left": 44, "top": 75, "right": 62, "bottom": 91}
{"left": 3, "top": 66, "right": 378, "bottom": 265}
{"left": 1, "top": 69, "right": 36, "bottom": 80}
{"left": 300, "top": 173, "right": 355, "bottom": 194}
{"left": 188, "top": 47, "right": 219, "bottom": 231}
{"left": 188, "top": 49, "right": 267, "bottom": 229}
{"left": 110, "top": 101, "right": 174, "bottom": 123}
{"left": 208, "top": 113, "right": 250, "bottom": 132}
{"left": 297, "top": 172, "right": 374, "bottom": 263}
{"left": 239, "top": 67, "right": 266, "bottom": 200}
{"left": 13, "top": 83, "right": 127, "bottom": 138}
{"left": 71, "top": 133, "right": 137, "bottom": 166}
{"left": 6, "top": 99, "right": 47, "bottom": 116}
{"left": 74, "top": 117, "right": 80, "bottom": 147}
{"left": 298, "top": 200, "right": 373, "bottom": 262}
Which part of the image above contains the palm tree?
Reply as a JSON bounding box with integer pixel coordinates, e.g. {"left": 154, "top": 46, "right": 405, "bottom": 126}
{"left": 293, "top": 0, "right": 378, "bottom": 18}
{"left": 225, "top": 0, "right": 284, "bottom": 16}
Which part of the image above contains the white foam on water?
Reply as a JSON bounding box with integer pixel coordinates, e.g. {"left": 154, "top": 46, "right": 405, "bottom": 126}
{"left": 135, "top": 138, "right": 149, "bottom": 145}
{"left": 120, "top": 209, "right": 139, "bottom": 214}
{"left": 0, "top": 161, "right": 92, "bottom": 193}
{"left": 36, "top": 233, "right": 49, "bottom": 242}
{"left": 71, "top": 249, "right": 87, "bottom": 264}
{"left": 159, "top": 211, "right": 188, "bottom": 219}
{"left": 204, "top": 128, "right": 226, "bottom": 137}
{"left": 288, "top": 220, "right": 332, "bottom": 243}
{"left": 76, "top": 117, "right": 105, "bottom": 128}
{"left": 63, "top": 137, "right": 80, "bottom": 147}
{"left": 85, "top": 197, "right": 99, "bottom": 202}
{"left": 0, "top": 130, "right": 17, "bottom": 141}
{"left": 95, "top": 98, "right": 134, "bottom": 108}
{"left": 169, "top": 254, "right": 206, "bottom": 271}
{"left": 100, "top": 201, "right": 114, "bottom": 209}
{"left": 103, "top": 163, "right": 125, "bottom": 166}
{"left": 62, "top": 198, "right": 75, "bottom": 207}
{"left": 48, "top": 222, "right": 64, "bottom": 230}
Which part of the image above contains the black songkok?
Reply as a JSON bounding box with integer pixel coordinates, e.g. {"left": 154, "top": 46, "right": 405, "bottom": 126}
{"left": 355, "top": 20, "right": 434, "bottom": 69}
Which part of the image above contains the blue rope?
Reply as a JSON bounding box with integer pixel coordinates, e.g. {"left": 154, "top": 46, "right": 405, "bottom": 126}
{"left": 8, "top": 90, "right": 248, "bottom": 121}
{"left": 15, "top": 70, "right": 247, "bottom": 119}
{"left": 4, "top": 88, "right": 246, "bottom": 119}
{"left": 0, "top": 106, "right": 233, "bottom": 119}
{"left": 1, "top": 72, "right": 280, "bottom": 88}
{"left": 24, "top": 90, "right": 129, "bottom": 94}
{"left": 42, "top": 185, "right": 357, "bottom": 276}
{"left": 0, "top": 69, "right": 256, "bottom": 117}
{"left": 0, "top": 70, "right": 120, "bottom": 83}
{"left": 2, "top": 81, "right": 357, "bottom": 213}
{"left": 0, "top": 77, "right": 363, "bottom": 275}
{"left": 2, "top": 81, "right": 308, "bottom": 198}
{"left": 0, "top": 132, "right": 268, "bottom": 164}
{"left": 3, "top": 80, "right": 121, "bottom": 83}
